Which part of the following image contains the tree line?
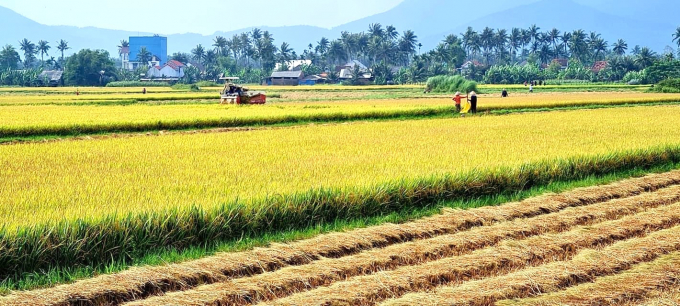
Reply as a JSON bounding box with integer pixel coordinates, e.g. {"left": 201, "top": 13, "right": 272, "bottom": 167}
{"left": 1, "top": 25, "right": 679, "bottom": 86}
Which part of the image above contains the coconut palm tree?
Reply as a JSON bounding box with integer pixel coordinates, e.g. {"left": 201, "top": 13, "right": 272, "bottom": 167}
{"left": 509, "top": 28, "right": 522, "bottom": 62}
{"left": 37, "top": 40, "right": 50, "bottom": 67}
{"left": 635, "top": 47, "right": 656, "bottom": 68}
{"left": 327, "top": 40, "right": 346, "bottom": 65}
{"left": 527, "top": 24, "right": 541, "bottom": 43}
{"left": 548, "top": 28, "right": 560, "bottom": 53}
{"left": 385, "top": 25, "right": 398, "bottom": 41}
{"left": 18, "top": 38, "right": 36, "bottom": 67}
{"left": 613, "top": 39, "right": 628, "bottom": 56}
{"left": 279, "top": 42, "right": 292, "bottom": 62}
{"left": 213, "top": 36, "right": 228, "bottom": 56}
{"left": 592, "top": 38, "right": 608, "bottom": 61}
{"left": 399, "top": 30, "right": 418, "bottom": 60}
{"left": 118, "top": 40, "right": 129, "bottom": 54}
{"left": 191, "top": 44, "right": 206, "bottom": 64}
{"left": 561, "top": 32, "right": 572, "bottom": 56}
{"left": 56, "top": 40, "right": 70, "bottom": 62}
{"left": 368, "top": 23, "right": 384, "bottom": 38}
{"left": 673, "top": 27, "right": 680, "bottom": 49}
{"left": 461, "top": 27, "right": 476, "bottom": 59}
{"left": 136, "top": 47, "right": 152, "bottom": 66}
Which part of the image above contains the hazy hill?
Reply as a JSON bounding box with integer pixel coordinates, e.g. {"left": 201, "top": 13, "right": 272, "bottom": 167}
{"left": 422, "top": 0, "right": 677, "bottom": 51}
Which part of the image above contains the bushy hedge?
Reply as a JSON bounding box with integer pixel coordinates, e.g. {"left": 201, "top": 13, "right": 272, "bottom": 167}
{"left": 106, "top": 81, "right": 170, "bottom": 87}
{"left": 426, "top": 75, "right": 478, "bottom": 93}
{"left": 652, "top": 78, "right": 680, "bottom": 93}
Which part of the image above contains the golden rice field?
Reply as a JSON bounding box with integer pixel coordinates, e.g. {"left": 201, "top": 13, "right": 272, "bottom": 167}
{"left": 4, "top": 171, "right": 680, "bottom": 306}
{"left": 2, "top": 84, "right": 680, "bottom": 301}
{"left": 2, "top": 105, "right": 680, "bottom": 230}
{"left": 2, "top": 92, "right": 680, "bottom": 138}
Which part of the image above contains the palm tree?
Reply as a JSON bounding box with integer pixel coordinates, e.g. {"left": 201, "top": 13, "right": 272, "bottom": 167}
{"left": 136, "top": 47, "right": 152, "bottom": 66}
{"left": 385, "top": 25, "right": 398, "bottom": 41}
{"left": 673, "top": 27, "right": 680, "bottom": 49}
{"left": 612, "top": 39, "right": 628, "bottom": 56}
{"left": 56, "top": 39, "right": 69, "bottom": 62}
{"left": 279, "top": 42, "right": 292, "bottom": 62}
{"left": 480, "top": 27, "right": 495, "bottom": 64}
{"left": 213, "top": 36, "right": 228, "bottom": 56}
{"left": 461, "top": 27, "right": 476, "bottom": 59}
{"left": 509, "top": 28, "right": 522, "bottom": 62}
{"left": 592, "top": 38, "right": 608, "bottom": 61}
{"left": 635, "top": 47, "right": 656, "bottom": 68}
{"left": 527, "top": 24, "right": 541, "bottom": 43}
{"left": 399, "top": 30, "right": 418, "bottom": 62}
{"left": 569, "top": 30, "right": 588, "bottom": 62}
{"left": 368, "top": 23, "right": 384, "bottom": 38}
{"left": 561, "top": 32, "right": 572, "bottom": 56}
{"left": 548, "top": 28, "right": 560, "bottom": 53}
{"left": 118, "top": 40, "right": 129, "bottom": 54}
{"left": 37, "top": 40, "right": 50, "bottom": 67}
{"left": 18, "top": 38, "right": 36, "bottom": 67}
{"left": 327, "top": 40, "right": 346, "bottom": 65}
{"left": 316, "top": 37, "right": 330, "bottom": 54}
{"left": 191, "top": 44, "right": 206, "bottom": 64}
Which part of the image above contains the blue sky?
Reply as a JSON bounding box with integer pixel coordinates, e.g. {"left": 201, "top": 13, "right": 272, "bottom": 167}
{"left": 0, "top": 0, "right": 404, "bottom": 34}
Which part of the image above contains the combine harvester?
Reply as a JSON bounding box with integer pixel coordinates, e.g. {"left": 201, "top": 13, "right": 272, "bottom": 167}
{"left": 219, "top": 77, "right": 267, "bottom": 104}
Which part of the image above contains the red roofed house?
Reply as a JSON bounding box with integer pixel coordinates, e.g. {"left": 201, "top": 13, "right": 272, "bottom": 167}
{"left": 147, "top": 60, "right": 186, "bottom": 79}
{"left": 592, "top": 61, "right": 608, "bottom": 73}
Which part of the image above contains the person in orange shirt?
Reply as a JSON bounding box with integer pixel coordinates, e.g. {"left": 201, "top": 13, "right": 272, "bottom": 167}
{"left": 453, "top": 92, "right": 467, "bottom": 113}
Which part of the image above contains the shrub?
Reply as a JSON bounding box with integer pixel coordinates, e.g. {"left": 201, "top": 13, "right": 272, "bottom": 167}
{"left": 652, "top": 78, "right": 680, "bottom": 93}
{"left": 426, "top": 75, "right": 478, "bottom": 94}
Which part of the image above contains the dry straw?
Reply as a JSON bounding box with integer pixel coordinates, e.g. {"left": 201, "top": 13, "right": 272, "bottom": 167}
{"left": 252, "top": 202, "right": 680, "bottom": 306}
{"left": 383, "top": 226, "right": 680, "bottom": 306}
{"left": 121, "top": 185, "right": 680, "bottom": 306}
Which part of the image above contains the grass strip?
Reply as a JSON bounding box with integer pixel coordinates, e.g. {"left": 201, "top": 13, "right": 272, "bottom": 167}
{"left": 1, "top": 147, "right": 680, "bottom": 286}
{"left": 1, "top": 100, "right": 679, "bottom": 139}
{"left": 263, "top": 203, "right": 680, "bottom": 306}
{"left": 498, "top": 253, "right": 680, "bottom": 305}
{"left": 121, "top": 185, "right": 680, "bottom": 306}
{"left": 7, "top": 171, "right": 679, "bottom": 305}
{"left": 381, "top": 226, "right": 680, "bottom": 306}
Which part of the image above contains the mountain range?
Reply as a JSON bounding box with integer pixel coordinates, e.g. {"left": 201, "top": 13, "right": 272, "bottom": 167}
{"left": 0, "top": 0, "right": 677, "bottom": 58}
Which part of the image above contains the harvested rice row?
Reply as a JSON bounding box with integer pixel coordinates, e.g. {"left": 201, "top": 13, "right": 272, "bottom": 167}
{"left": 255, "top": 202, "right": 680, "bottom": 306}
{"left": 496, "top": 251, "right": 680, "bottom": 306}
{"left": 380, "top": 226, "right": 680, "bottom": 306}
{"left": 632, "top": 287, "right": 680, "bottom": 306}
{"left": 122, "top": 186, "right": 680, "bottom": 306}
{"left": 8, "top": 171, "right": 677, "bottom": 306}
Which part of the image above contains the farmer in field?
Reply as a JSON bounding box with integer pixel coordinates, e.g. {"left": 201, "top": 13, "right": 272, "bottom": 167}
{"left": 501, "top": 89, "right": 508, "bottom": 98}
{"left": 453, "top": 92, "right": 466, "bottom": 113}
{"left": 468, "top": 91, "right": 478, "bottom": 114}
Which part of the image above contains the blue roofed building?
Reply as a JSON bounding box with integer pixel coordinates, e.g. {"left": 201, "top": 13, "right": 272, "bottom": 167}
{"left": 125, "top": 35, "right": 167, "bottom": 70}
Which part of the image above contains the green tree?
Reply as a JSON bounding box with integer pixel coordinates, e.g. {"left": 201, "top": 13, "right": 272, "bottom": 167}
{"left": 635, "top": 47, "right": 657, "bottom": 69}
{"left": 37, "top": 40, "right": 50, "bottom": 67}
{"left": 191, "top": 44, "right": 206, "bottom": 64}
{"left": 213, "top": 36, "right": 228, "bottom": 56}
{"left": 18, "top": 38, "right": 36, "bottom": 67}
{"left": 613, "top": 39, "right": 628, "bottom": 56}
{"left": 56, "top": 40, "right": 70, "bottom": 62}
{"left": 0, "top": 45, "right": 21, "bottom": 70}
{"left": 136, "top": 47, "right": 152, "bottom": 66}
{"left": 673, "top": 27, "right": 680, "bottom": 49}
{"left": 63, "top": 49, "right": 116, "bottom": 86}
{"left": 118, "top": 40, "right": 129, "bottom": 54}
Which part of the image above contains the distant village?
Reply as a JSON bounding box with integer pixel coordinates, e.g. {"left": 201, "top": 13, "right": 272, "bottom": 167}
{"left": 119, "top": 35, "right": 377, "bottom": 86}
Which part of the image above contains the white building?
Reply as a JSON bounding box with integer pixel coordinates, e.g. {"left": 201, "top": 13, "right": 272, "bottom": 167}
{"left": 146, "top": 60, "right": 186, "bottom": 80}
{"left": 275, "top": 59, "right": 312, "bottom": 71}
